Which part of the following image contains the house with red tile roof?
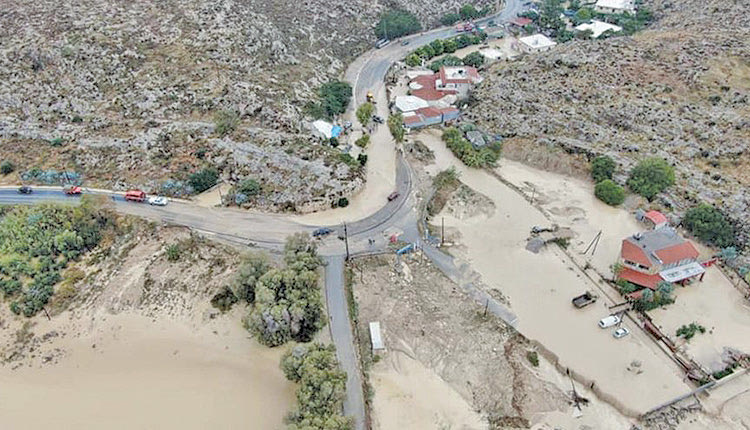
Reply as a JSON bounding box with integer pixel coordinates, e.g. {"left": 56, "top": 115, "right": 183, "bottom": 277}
{"left": 618, "top": 227, "right": 705, "bottom": 290}
{"left": 408, "top": 66, "right": 482, "bottom": 105}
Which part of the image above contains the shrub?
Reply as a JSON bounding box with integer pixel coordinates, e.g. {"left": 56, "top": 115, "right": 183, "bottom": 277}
{"left": 357, "top": 153, "right": 368, "bottom": 167}
{"left": 50, "top": 137, "right": 65, "bottom": 147}
{"left": 594, "top": 180, "right": 625, "bottom": 206}
{"left": 214, "top": 110, "right": 239, "bottom": 137}
{"left": 591, "top": 155, "right": 615, "bottom": 183}
{"left": 459, "top": 4, "right": 480, "bottom": 20}
{"left": 526, "top": 350, "right": 539, "bottom": 367}
{"left": 442, "top": 127, "right": 501, "bottom": 168}
{"left": 441, "top": 13, "right": 461, "bottom": 26}
{"left": 405, "top": 53, "right": 422, "bottom": 67}
{"left": 676, "top": 322, "right": 706, "bottom": 341}
{"left": 388, "top": 114, "right": 405, "bottom": 143}
{"left": 188, "top": 167, "right": 219, "bottom": 193}
{"left": 443, "top": 38, "right": 458, "bottom": 53}
{"left": 429, "top": 55, "right": 464, "bottom": 72}
{"left": 429, "top": 39, "right": 445, "bottom": 56}
{"left": 0, "top": 160, "right": 14, "bottom": 175}
{"left": 337, "top": 197, "right": 349, "bottom": 208}
{"left": 683, "top": 204, "right": 735, "bottom": 248}
{"left": 210, "top": 286, "right": 238, "bottom": 312}
{"left": 165, "top": 243, "right": 181, "bottom": 261}
{"left": 375, "top": 10, "right": 421, "bottom": 39}
{"left": 318, "top": 81, "right": 352, "bottom": 119}
{"left": 616, "top": 279, "right": 638, "bottom": 295}
{"left": 237, "top": 178, "right": 261, "bottom": 196}
{"left": 627, "top": 158, "right": 675, "bottom": 200}
{"left": 354, "top": 135, "right": 370, "bottom": 148}
{"left": 462, "top": 51, "right": 484, "bottom": 68}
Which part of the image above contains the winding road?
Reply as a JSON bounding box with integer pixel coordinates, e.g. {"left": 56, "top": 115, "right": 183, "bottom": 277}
{"left": 0, "top": 2, "right": 524, "bottom": 428}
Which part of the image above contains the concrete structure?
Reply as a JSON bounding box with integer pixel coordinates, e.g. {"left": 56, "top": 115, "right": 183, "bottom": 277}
{"left": 466, "top": 130, "right": 487, "bottom": 149}
{"left": 518, "top": 34, "right": 557, "bottom": 53}
{"left": 369, "top": 322, "right": 385, "bottom": 354}
{"left": 575, "top": 20, "right": 623, "bottom": 38}
{"left": 594, "top": 0, "right": 636, "bottom": 14}
{"left": 618, "top": 227, "right": 704, "bottom": 290}
{"left": 394, "top": 95, "right": 430, "bottom": 113}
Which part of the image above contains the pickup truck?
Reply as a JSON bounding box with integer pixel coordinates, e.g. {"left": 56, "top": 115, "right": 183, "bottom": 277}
{"left": 572, "top": 291, "right": 598, "bottom": 308}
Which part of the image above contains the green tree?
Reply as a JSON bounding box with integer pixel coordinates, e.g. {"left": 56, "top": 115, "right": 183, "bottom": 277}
{"left": 683, "top": 204, "right": 735, "bottom": 248}
{"left": 231, "top": 252, "right": 271, "bottom": 303}
{"left": 443, "top": 38, "right": 458, "bottom": 53}
{"left": 440, "top": 13, "right": 461, "bottom": 26}
{"left": 318, "top": 81, "right": 352, "bottom": 119}
{"left": 539, "top": 0, "right": 565, "bottom": 32}
{"left": 429, "top": 39, "right": 445, "bottom": 56}
{"left": 459, "top": 4, "right": 479, "bottom": 20}
{"left": 214, "top": 110, "right": 239, "bottom": 137}
{"left": 0, "top": 160, "right": 14, "bottom": 175}
{"left": 189, "top": 167, "right": 219, "bottom": 193}
{"left": 387, "top": 113, "right": 405, "bottom": 143}
{"left": 594, "top": 180, "right": 625, "bottom": 206}
{"left": 405, "top": 53, "right": 422, "bottom": 67}
{"left": 591, "top": 155, "right": 616, "bottom": 183}
{"left": 462, "top": 51, "right": 484, "bottom": 68}
{"left": 355, "top": 103, "right": 374, "bottom": 127}
{"left": 375, "top": 10, "right": 422, "bottom": 39}
{"left": 429, "top": 55, "right": 464, "bottom": 72}
{"left": 627, "top": 158, "right": 675, "bottom": 200}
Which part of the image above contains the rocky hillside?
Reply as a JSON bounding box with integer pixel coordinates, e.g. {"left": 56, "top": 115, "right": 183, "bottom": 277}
{"left": 0, "top": 0, "right": 492, "bottom": 210}
{"left": 466, "top": 0, "right": 749, "bottom": 243}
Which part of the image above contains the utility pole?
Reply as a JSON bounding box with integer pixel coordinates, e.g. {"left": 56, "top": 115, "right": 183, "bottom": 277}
{"left": 343, "top": 222, "right": 350, "bottom": 261}
{"left": 441, "top": 217, "right": 445, "bottom": 246}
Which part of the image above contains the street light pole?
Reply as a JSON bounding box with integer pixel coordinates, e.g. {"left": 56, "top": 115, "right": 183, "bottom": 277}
{"left": 343, "top": 222, "right": 350, "bottom": 261}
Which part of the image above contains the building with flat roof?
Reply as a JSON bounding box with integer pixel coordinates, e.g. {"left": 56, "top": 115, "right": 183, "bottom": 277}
{"left": 594, "top": 0, "right": 636, "bottom": 14}
{"left": 369, "top": 322, "right": 385, "bottom": 354}
{"left": 518, "top": 34, "right": 557, "bottom": 53}
{"left": 575, "top": 20, "right": 623, "bottom": 38}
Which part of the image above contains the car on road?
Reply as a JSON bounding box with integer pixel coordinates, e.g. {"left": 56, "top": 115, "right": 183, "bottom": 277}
{"left": 598, "top": 315, "right": 621, "bottom": 328}
{"left": 17, "top": 186, "right": 32, "bottom": 194}
{"left": 387, "top": 191, "right": 400, "bottom": 202}
{"left": 400, "top": 40, "right": 410, "bottom": 46}
{"left": 613, "top": 327, "right": 630, "bottom": 339}
{"left": 372, "top": 115, "right": 384, "bottom": 124}
{"left": 64, "top": 186, "right": 82, "bottom": 195}
{"left": 375, "top": 39, "right": 390, "bottom": 49}
{"left": 147, "top": 196, "right": 168, "bottom": 206}
{"left": 572, "top": 291, "right": 598, "bottom": 308}
{"left": 312, "top": 227, "right": 333, "bottom": 238}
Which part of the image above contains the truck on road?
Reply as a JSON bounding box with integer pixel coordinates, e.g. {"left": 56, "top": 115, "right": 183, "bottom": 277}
{"left": 64, "top": 186, "right": 82, "bottom": 195}
{"left": 125, "top": 190, "right": 146, "bottom": 202}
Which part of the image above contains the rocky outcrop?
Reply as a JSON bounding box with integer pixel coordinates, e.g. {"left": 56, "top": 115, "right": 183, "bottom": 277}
{"left": 466, "top": 0, "right": 750, "bottom": 244}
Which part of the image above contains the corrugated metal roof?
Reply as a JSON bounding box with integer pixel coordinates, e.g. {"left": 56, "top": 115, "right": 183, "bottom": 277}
{"left": 369, "top": 322, "right": 384, "bottom": 351}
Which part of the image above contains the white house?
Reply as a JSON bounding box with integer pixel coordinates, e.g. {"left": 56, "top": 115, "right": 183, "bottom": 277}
{"left": 594, "top": 0, "right": 636, "bottom": 14}
{"left": 575, "top": 20, "right": 623, "bottom": 38}
{"left": 394, "top": 95, "right": 430, "bottom": 113}
{"left": 369, "top": 322, "right": 385, "bottom": 354}
{"left": 518, "top": 34, "right": 557, "bottom": 53}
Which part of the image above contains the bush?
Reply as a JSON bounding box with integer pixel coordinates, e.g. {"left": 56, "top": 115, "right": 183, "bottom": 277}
{"left": 354, "top": 135, "right": 370, "bottom": 148}
{"left": 459, "top": 4, "right": 480, "bottom": 20}
{"left": 616, "top": 279, "right": 638, "bottom": 295}
{"left": 683, "top": 204, "right": 735, "bottom": 248}
{"left": 405, "top": 53, "right": 422, "bottom": 67}
{"left": 319, "top": 81, "right": 352, "bottom": 119}
{"left": 188, "top": 167, "right": 219, "bottom": 193}
{"left": 357, "top": 153, "right": 368, "bottom": 167}
{"left": 676, "top": 322, "right": 706, "bottom": 341}
{"left": 50, "top": 137, "right": 65, "bottom": 147}
{"left": 594, "top": 180, "right": 625, "bottom": 206}
{"left": 165, "top": 243, "right": 181, "bottom": 261}
{"left": 387, "top": 114, "right": 405, "bottom": 143}
{"left": 441, "top": 13, "right": 461, "bottom": 25}
{"left": 442, "top": 127, "right": 501, "bottom": 168}
{"left": 210, "top": 286, "right": 238, "bottom": 312}
{"left": 462, "top": 51, "right": 484, "bottom": 68}
{"left": 429, "top": 55, "right": 464, "bottom": 72}
{"left": 231, "top": 252, "right": 271, "bottom": 304}
{"left": 627, "top": 158, "right": 675, "bottom": 200}
{"left": 214, "top": 110, "right": 239, "bottom": 137}
{"left": 591, "top": 155, "right": 615, "bottom": 183}
{"left": 237, "top": 178, "right": 261, "bottom": 196}
{"left": 0, "top": 160, "right": 14, "bottom": 175}
{"left": 526, "top": 350, "right": 539, "bottom": 367}
{"left": 337, "top": 197, "right": 349, "bottom": 208}
{"left": 375, "top": 10, "right": 421, "bottom": 39}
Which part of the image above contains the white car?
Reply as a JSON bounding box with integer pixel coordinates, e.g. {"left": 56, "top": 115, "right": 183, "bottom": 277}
{"left": 598, "top": 315, "right": 621, "bottom": 328}
{"left": 613, "top": 327, "right": 630, "bottom": 339}
{"left": 148, "top": 196, "right": 169, "bottom": 206}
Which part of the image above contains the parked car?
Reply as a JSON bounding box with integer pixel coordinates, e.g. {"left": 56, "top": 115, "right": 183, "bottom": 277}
{"left": 17, "top": 186, "right": 32, "bottom": 194}
{"left": 372, "top": 115, "right": 384, "bottom": 124}
{"left": 147, "top": 196, "right": 168, "bottom": 206}
{"left": 312, "top": 227, "right": 333, "bottom": 238}
{"left": 400, "top": 40, "right": 410, "bottom": 46}
{"left": 125, "top": 189, "right": 146, "bottom": 202}
{"left": 572, "top": 291, "right": 598, "bottom": 308}
{"left": 387, "top": 191, "right": 400, "bottom": 201}
{"left": 64, "top": 186, "right": 82, "bottom": 195}
{"left": 613, "top": 327, "right": 630, "bottom": 339}
{"left": 598, "top": 315, "right": 621, "bottom": 328}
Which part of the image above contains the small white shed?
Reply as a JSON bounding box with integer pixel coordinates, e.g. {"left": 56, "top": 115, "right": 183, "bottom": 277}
{"left": 369, "top": 322, "right": 385, "bottom": 354}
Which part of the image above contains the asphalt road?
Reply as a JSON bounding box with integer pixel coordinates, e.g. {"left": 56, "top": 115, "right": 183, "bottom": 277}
{"left": 0, "top": 1, "right": 526, "bottom": 427}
